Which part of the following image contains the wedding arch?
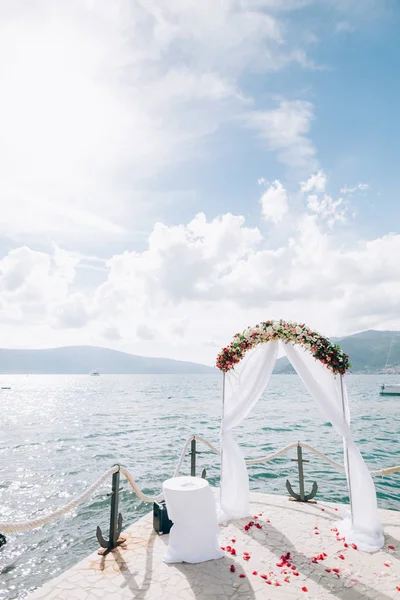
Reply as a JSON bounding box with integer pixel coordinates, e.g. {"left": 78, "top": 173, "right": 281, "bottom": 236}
{"left": 216, "top": 319, "right": 384, "bottom": 552}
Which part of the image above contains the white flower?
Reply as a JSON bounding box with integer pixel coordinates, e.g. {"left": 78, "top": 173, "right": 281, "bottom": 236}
{"left": 295, "top": 326, "right": 302, "bottom": 334}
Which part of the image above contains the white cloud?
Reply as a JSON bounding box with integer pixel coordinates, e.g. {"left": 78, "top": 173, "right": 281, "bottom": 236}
{"left": 247, "top": 100, "right": 316, "bottom": 169}
{"left": 1, "top": 181, "right": 400, "bottom": 364}
{"left": 260, "top": 180, "right": 289, "bottom": 223}
{"left": 301, "top": 170, "right": 327, "bottom": 193}
{"left": 340, "top": 183, "right": 370, "bottom": 194}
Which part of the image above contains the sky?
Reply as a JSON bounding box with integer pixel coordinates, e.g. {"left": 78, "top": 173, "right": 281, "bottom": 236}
{"left": 0, "top": 0, "right": 399, "bottom": 365}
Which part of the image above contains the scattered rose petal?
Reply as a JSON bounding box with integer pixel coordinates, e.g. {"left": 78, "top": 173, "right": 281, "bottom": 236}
{"left": 244, "top": 525, "right": 249, "bottom": 531}
{"left": 243, "top": 555, "right": 250, "bottom": 561}
{"left": 388, "top": 545, "right": 395, "bottom": 550}
{"left": 239, "top": 574, "right": 246, "bottom": 578}
{"left": 252, "top": 571, "right": 258, "bottom": 576}
{"left": 231, "top": 549, "right": 236, "bottom": 556}
{"left": 302, "top": 586, "right": 308, "bottom": 592}
{"left": 314, "top": 531, "right": 320, "bottom": 535}
{"left": 266, "top": 519, "right": 271, "bottom": 523}
{"left": 293, "top": 571, "right": 299, "bottom": 576}
{"left": 275, "top": 582, "right": 281, "bottom": 587}
{"left": 338, "top": 554, "right": 345, "bottom": 560}
{"left": 321, "top": 508, "right": 325, "bottom": 511}
{"left": 266, "top": 580, "right": 272, "bottom": 585}
{"left": 334, "top": 508, "right": 338, "bottom": 511}
{"left": 231, "top": 539, "right": 236, "bottom": 543}
{"left": 325, "top": 568, "right": 331, "bottom": 573}
{"left": 258, "top": 513, "right": 262, "bottom": 516}
{"left": 351, "top": 543, "right": 357, "bottom": 550}
{"left": 333, "top": 568, "right": 340, "bottom": 573}
{"left": 230, "top": 565, "right": 235, "bottom": 572}
{"left": 344, "top": 543, "right": 349, "bottom": 548}
{"left": 291, "top": 565, "right": 296, "bottom": 570}
{"left": 260, "top": 574, "right": 268, "bottom": 580}
{"left": 226, "top": 546, "right": 231, "bottom": 552}
{"left": 284, "top": 577, "right": 290, "bottom": 583}
{"left": 221, "top": 547, "right": 225, "bottom": 551}
{"left": 396, "top": 586, "right": 400, "bottom": 591}
{"left": 384, "top": 562, "right": 391, "bottom": 567}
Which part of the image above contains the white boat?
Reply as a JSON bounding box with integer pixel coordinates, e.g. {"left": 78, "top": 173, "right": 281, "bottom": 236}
{"left": 90, "top": 370, "right": 100, "bottom": 376}
{"left": 380, "top": 384, "right": 400, "bottom": 396}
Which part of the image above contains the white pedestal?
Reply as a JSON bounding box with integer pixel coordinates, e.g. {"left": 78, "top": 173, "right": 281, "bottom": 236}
{"left": 162, "top": 476, "right": 224, "bottom": 564}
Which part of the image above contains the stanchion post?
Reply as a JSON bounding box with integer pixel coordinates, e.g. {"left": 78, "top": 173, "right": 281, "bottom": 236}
{"left": 190, "top": 438, "right": 196, "bottom": 477}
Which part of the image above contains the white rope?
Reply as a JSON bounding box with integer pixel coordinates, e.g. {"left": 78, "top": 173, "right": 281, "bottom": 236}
{"left": 1, "top": 436, "right": 398, "bottom": 534}
{"left": 194, "top": 435, "right": 219, "bottom": 455}
{"left": 173, "top": 436, "right": 194, "bottom": 478}
{"left": 0, "top": 466, "right": 119, "bottom": 534}
{"left": 119, "top": 466, "right": 164, "bottom": 503}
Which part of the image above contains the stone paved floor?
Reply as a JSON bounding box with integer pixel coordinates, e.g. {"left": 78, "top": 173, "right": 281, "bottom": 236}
{"left": 27, "top": 493, "right": 400, "bottom": 600}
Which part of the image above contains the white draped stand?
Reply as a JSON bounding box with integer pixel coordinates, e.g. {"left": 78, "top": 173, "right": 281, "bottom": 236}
{"left": 219, "top": 341, "right": 384, "bottom": 552}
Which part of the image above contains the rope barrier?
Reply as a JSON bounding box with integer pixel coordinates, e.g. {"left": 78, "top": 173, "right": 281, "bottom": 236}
{"left": 0, "top": 466, "right": 119, "bottom": 534}
{"left": 0, "top": 435, "right": 398, "bottom": 534}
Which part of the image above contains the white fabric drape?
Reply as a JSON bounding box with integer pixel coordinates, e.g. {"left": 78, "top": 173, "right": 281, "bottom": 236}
{"left": 219, "top": 339, "right": 384, "bottom": 553}
{"left": 219, "top": 341, "right": 279, "bottom": 522}
{"left": 284, "top": 343, "right": 383, "bottom": 552}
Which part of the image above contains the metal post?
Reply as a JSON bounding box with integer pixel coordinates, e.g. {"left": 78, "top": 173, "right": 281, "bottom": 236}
{"left": 109, "top": 470, "right": 120, "bottom": 548}
{"left": 340, "top": 374, "right": 354, "bottom": 523}
{"left": 297, "top": 444, "right": 305, "bottom": 501}
{"left": 190, "top": 438, "right": 196, "bottom": 477}
{"left": 96, "top": 466, "right": 125, "bottom": 554}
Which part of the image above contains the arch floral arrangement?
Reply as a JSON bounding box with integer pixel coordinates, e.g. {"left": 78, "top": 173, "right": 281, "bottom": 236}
{"left": 216, "top": 320, "right": 351, "bottom": 375}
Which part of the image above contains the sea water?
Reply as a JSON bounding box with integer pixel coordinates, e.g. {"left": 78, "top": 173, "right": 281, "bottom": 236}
{"left": 0, "top": 374, "right": 399, "bottom": 599}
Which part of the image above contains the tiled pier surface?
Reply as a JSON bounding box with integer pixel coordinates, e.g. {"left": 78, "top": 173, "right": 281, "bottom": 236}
{"left": 28, "top": 493, "right": 400, "bottom": 600}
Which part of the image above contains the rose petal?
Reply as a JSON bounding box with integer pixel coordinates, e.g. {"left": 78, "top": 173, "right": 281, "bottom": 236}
{"left": 314, "top": 531, "right": 320, "bottom": 535}
{"left": 344, "top": 543, "right": 349, "bottom": 548}
{"left": 338, "top": 554, "right": 345, "bottom": 560}
{"left": 384, "top": 562, "right": 391, "bottom": 567}
{"left": 230, "top": 565, "right": 235, "bottom": 572}
{"left": 388, "top": 545, "right": 395, "bottom": 550}
{"left": 325, "top": 569, "right": 331, "bottom": 573}
{"left": 239, "top": 574, "right": 246, "bottom": 578}
{"left": 293, "top": 571, "right": 299, "bottom": 576}
{"left": 321, "top": 508, "right": 325, "bottom": 511}
{"left": 275, "top": 582, "right": 281, "bottom": 587}
{"left": 351, "top": 544, "right": 357, "bottom": 550}
{"left": 260, "top": 574, "right": 268, "bottom": 580}
{"left": 231, "top": 539, "right": 236, "bottom": 543}
{"left": 252, "top": 571, "right": 258, "bottom": 576}
{"left": 333, "top": 568, "right": 340, "bottom": 573}
{"left": 302, "top": 586, "right": 308, "bottom": 592}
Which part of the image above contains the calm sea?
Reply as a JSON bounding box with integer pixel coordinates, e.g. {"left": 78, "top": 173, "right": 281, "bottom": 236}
{"left": 0, "top": 374, "right": 399, "bottom": 599}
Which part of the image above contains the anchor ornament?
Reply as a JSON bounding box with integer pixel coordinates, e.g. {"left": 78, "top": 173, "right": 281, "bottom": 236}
{"left": 96, "top": 468, "right": 126, "bottom": 555}
{"left": 286, "top": 443, "right": 318, "bottom": 502}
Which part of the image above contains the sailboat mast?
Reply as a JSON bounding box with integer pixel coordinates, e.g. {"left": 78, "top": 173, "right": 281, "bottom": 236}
{"left": 384, "top": 331, "right": 396, "bottom": 372}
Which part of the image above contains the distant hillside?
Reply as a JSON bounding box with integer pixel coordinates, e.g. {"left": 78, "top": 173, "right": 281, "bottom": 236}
{"left": 273, "top": 330, "right": 400, "bottom": 374}
{"left": 0, "top": 346, "right": 215, "bottom": 375}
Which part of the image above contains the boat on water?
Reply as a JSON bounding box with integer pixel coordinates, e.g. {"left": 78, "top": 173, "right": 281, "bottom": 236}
{"left": 380, "top": 383, "right": 400, "bottom": 396}
{"left": 89, "top": 370, "right": 100, "bottom": 376}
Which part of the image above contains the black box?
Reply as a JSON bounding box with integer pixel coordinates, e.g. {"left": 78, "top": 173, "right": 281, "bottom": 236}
{"left": 153, "top": 501, "right": 173, "bottom": 535}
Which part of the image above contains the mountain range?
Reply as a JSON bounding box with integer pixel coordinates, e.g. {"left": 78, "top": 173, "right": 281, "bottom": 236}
{"left": 273, "top": 330, "right": 400, "bottom": 374}
{"left": 0, "top": 330, "right": 398, "bottom": 374}
{"left": 0, "top": 346, "right": 214, "bottom": 374}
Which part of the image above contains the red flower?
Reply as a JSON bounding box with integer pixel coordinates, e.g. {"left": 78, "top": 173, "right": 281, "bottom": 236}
{"left": 230, "top": 565, "right": 235, "bottom": 572}
{"left": 239, "top": 574, "right": 246, "bottom": 578}
{"left": 302, "top": 586, "right": 308, "bottom": 592}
